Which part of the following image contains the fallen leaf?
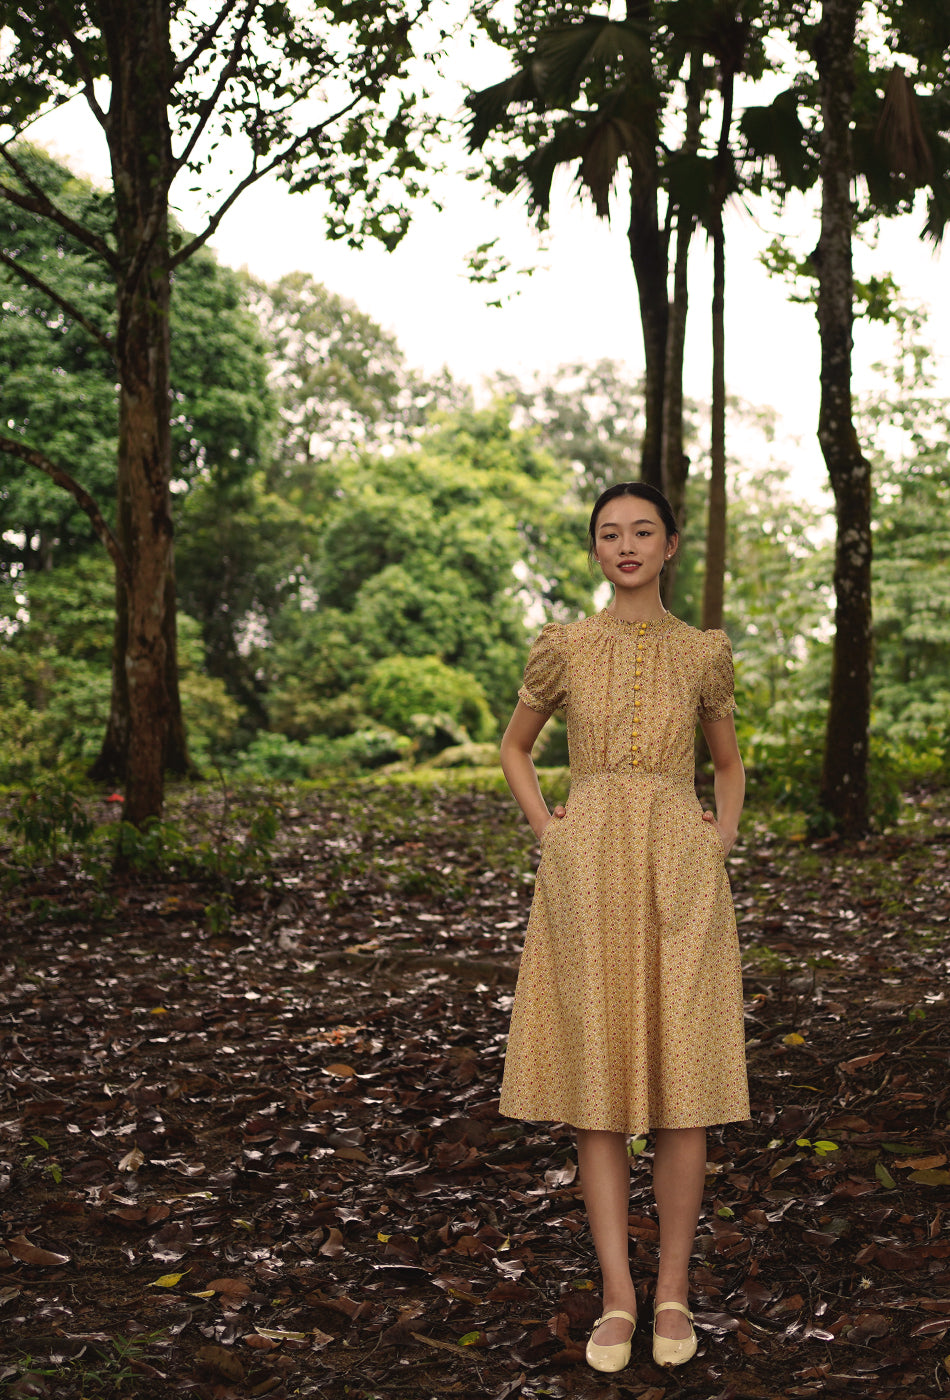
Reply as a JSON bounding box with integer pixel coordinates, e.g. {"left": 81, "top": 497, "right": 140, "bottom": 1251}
{"left": 323, "top": 1063, "right": 356, "bottom": 1077}
{"left": 206, "top": 1278, "right": 251, "bottom": 1296}
{"left": 5, "top": 1235, "right": 70, "bottom": 1267}
{"left": 118, "top": 1147, "right": 145, "bottom": 1173}
{"left": 149, "top": 1271, "right": 189, "bottom": 1288}
{"left": 194, "top": 1344, "right": 244, "bottom": 1381}
{"left": 910, "top": 1169, "right": 950, "bottom": 1186}
{"left": 783, "top": 1032, "right": 805, "bottom": 1046}
{"left": 318, "top": 1227, "right": 345, "bottom": 1259}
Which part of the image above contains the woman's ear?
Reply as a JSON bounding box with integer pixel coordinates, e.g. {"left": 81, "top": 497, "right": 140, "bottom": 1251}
{"left": 665, "top": 533, "right": 680, "bottom": 560}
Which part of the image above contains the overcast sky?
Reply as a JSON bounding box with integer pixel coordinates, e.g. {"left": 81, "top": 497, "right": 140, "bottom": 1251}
{"left": 25, "top": 35, "right": 949, "bottom": 510}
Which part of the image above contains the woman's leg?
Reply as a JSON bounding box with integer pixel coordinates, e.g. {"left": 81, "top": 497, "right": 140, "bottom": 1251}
{"left": 576, "top": 1128, "right": 638, "bottom": 1345}
{"left": 652, "top": 1126, "right": 706, "bottom": 1339}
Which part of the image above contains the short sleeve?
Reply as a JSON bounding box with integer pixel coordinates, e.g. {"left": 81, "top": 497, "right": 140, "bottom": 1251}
{"left": 518, "top": 623, "right": 568, "bottom": 716}
{"left": 698, "top": 630, "right": 736, "bottom": 723}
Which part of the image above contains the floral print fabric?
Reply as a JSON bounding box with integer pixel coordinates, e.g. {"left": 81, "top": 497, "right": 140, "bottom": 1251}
{"left": 499, "top": 611, "right": 750, "bottom": 1133}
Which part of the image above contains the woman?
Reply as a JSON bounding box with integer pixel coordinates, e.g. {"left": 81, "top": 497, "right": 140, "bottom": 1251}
{"left": 499, "top": 481, "right": 749, "bottom": 1373}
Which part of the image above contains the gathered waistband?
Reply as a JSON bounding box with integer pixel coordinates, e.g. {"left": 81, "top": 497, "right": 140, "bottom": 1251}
{"left": 570, "top": 769, "right": 695, "bottom": 793}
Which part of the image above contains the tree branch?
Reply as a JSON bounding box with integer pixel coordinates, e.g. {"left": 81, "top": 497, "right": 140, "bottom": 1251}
{"left": 0, "top": 146, "right": 118, "bottom": 268}
{"left": 172, "top": 0, "right": 245, "bottom": 85}
{"left": 0, "top": 250, "right": 114, "bottom": 354}
{"left": 39, "top": 0, "right": 109, "bottom": 130}
{"left": 169, "top": 90, "right": 366, "bottom": 269}
{"left": 172, "top": 0, "right": 261, "bottom": 178}
{"left": 0, "top": 436, "right": 129, "bottom": 588}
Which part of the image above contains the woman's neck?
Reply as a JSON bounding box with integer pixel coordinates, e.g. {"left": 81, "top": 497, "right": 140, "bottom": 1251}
{"left": 605, "top": 589, "right": 668, "bottom": 624}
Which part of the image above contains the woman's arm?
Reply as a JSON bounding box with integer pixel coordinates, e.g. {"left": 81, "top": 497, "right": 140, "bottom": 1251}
{"left": 700, "top": 713, "right": 745, "bottom": 855}
{"left": 500, "top": 700, "right": 566, "bottom": 840}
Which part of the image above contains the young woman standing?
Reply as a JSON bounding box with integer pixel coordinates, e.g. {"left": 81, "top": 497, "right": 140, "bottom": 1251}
{"left": 499, "top": 482, "right": 749, "bottom": 1373}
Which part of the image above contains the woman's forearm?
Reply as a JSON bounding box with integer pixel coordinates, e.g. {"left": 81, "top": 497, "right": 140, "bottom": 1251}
{"left": 713, "top": 756, "right": 745, "bottom": 846}
{"left": 500, "top": 736, "right": 552, "bottom": 839}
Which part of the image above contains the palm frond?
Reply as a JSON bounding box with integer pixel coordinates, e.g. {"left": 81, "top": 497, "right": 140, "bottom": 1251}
{"left": 875, "top": 66, "right": 933, "bottom": 183}
{"left": 536, "top": 17, "right": 651, "bottom": 106}
{"left": 465, "top": 65, "right": 546, "bottom": 152}
{"left": 521, "top": 123, "right": 587, "bottom": 219}
{"left": 739, "top": 88, "right": 813, "bottom": 193}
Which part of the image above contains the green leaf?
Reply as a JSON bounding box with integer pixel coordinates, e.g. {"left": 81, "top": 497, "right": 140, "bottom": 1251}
{"left": 909, "top": 1168, "right": 950, "bottom": 1186}
{"left": 875, "top": 1162, "right": 897, "bottom": 1189}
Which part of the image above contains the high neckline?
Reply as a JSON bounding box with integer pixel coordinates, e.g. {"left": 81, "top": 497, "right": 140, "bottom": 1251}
{"left": 596, "top": 609, "right": 678, "bottom": 630}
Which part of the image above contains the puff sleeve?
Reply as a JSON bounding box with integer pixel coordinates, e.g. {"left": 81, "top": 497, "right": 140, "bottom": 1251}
{"left": 698, "top": 630, "right": 736, "bottom": 723}
{"left": 518, "top": 622, "right": 568, "bottom": 716}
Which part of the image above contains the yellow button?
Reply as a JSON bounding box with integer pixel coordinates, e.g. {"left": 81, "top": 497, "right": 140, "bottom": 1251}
{"left": 632, "top": 727, "right": 639, "bottom": 735}
{"left": 634, "top": 682, "right": 641, "bottom": 690}
{"left": 635, "top": 668, "right": 642, "bottom": 676}
{"left": 632, "top": 757, "right": 641, "bottom": 766}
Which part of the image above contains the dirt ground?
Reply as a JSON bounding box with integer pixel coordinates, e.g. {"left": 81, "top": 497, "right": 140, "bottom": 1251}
{"left": 1, "top": 779, "right": 949, "bottom": 1400}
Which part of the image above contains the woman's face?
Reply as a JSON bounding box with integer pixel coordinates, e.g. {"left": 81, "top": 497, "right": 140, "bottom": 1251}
{"left": 591, "top": 496, "right": 677, "bottom": 595}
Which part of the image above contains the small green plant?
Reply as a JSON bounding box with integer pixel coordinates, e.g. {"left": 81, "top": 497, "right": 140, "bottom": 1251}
{"left": 6, "top": 779, "right": 93, "bottom": 859}
{"left": 796, "top": 1137, "right": 840, "bottom": 1158}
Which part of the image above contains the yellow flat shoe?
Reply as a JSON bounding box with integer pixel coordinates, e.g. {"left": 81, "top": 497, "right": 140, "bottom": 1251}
{"left": 585, "top": 1308, "right": 637, "bottom": 1373}
{"left": 652, "top": 1301, "right": 697, "bottom": 1367}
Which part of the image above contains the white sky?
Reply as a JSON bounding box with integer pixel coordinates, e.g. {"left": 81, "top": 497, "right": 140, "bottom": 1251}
{"left": 21, "top": 30, "right": 950, "bottom": 511}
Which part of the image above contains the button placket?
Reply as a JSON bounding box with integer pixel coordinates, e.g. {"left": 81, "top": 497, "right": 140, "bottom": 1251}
{"left": 632, "top": 623, "right": 646, "bottom": 766}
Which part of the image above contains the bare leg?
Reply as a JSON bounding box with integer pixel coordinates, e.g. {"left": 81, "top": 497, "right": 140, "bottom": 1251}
{"left": 576, "top": 1129, "right": 638, "bottom": 1346}
{"left": 653, "top": 1126, "right": 706, "bottom": 1339}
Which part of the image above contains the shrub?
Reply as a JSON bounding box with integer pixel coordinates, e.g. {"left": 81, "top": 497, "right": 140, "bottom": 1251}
{"left": 363, "top": 655, "right": 495, "bottom": 750}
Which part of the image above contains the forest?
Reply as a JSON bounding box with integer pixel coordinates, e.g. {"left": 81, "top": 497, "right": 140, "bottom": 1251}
{"left": 2, "top": 3, "right": 950, "bottom": 1399}
{"left": 2, "top": 146, "right": 948, "bottom": 833}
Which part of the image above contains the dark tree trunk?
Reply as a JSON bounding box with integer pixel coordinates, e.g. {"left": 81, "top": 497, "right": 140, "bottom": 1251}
{"left": 98, "top": 0, "right": 177, "bottom": 826}
{"left": 702, "top": 66, "right": 735, "bottom": 632}
{"left": 660, "top": 49, "right": 703, "bottom": 605}
{"left": 815, "top": 0, "right": 872, "bottom": 837}
{"left": 628, "top": 181, "right": 668, "bottom": 492}
{"left": 88, "top": 569, "right": 129, "bottom": 785}
{"left": 702, "top": 207, "right": 726, "bottom": 630}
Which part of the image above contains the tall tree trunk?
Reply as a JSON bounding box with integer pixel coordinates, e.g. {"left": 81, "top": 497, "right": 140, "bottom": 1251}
{"left": 628, "top": 187, "right": 667, "bottom": 493}
{"left": 626, "top": 0, "right": 666, "bottom": 490}
{"left": 702, "top": 65, "right": 736, "bottom": 631}
{"left": 660, "top": 49, "right": 703, "bottom": 605}
{"left": 100, "top": 0, "right": 176, "bottom": 826}
{"left": 702, "top": 208, "right": 727, "bottom": 629}
{"left": 815, "top": 0, "right": 872, "bottom": 837}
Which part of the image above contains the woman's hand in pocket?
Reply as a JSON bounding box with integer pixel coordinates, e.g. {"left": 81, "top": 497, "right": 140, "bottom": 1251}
{"left": 537, "top": 805, "right": 566, "bottom": 841}
{"left": 702, "top": 809, "right": 736, "bottom": 856}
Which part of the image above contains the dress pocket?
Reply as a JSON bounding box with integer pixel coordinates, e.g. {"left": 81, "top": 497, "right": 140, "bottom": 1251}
{"left": 701, "top": 815, "right": 725, "bottom": 859}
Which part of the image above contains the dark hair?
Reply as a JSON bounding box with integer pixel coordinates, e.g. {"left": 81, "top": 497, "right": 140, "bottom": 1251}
{"left": 587, "top": 482, "right": 678, "bottom": 561}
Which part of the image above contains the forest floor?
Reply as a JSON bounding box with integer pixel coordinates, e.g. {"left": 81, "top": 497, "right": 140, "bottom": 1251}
{"left": 1, "top": 775, "right": 949, "bottom": 1400}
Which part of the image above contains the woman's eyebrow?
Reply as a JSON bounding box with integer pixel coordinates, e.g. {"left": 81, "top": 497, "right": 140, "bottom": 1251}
{"left": 597, "top": 519, "right": 656, "bottom": 529}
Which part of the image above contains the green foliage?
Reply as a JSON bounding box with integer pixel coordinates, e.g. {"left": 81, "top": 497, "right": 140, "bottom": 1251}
{"left": 235, "top": 728, "right": 411, "bottom": 781}
{"left": 364, "top": 655, "right": 495, "bottom": 748}
{"left": 5, "top": 778, "right": 93, "bottom": 859}
{"left": 0, "top": 556, "right": 241, "bottom": 782}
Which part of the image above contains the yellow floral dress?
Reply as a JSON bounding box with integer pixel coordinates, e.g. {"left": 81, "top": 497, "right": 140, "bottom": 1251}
{"left": 499, "top": 611, "right": 750, "bottom": 1134}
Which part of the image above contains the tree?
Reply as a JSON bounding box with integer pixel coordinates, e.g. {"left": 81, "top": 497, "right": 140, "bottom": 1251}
{"left": 740, "top": 1, "right": 950, "bottom": 836}
{"left": 465, "top": 2, "right": 677, "bottom": 492}
{"left": 263, "top": 403, "right": 590, "bottom": 735}
{"left": 249, "top": 273, "right": 468, "bottom": 491}
{"left": 810, "top": 0, "right": 872, "bottom": 836}
{"left": 0, "top": 0, "right": 436, "bottom": 824}
{"left": 0, "top": 148, "right": 279, "bottom": 753}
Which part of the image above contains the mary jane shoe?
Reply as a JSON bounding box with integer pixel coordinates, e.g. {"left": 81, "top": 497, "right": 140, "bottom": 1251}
{"left": 652, "top": 1300, "right": 697, "bottom": 1367}
{"left": 585, "top": 1308, "right": 637, "bottom": 1373}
